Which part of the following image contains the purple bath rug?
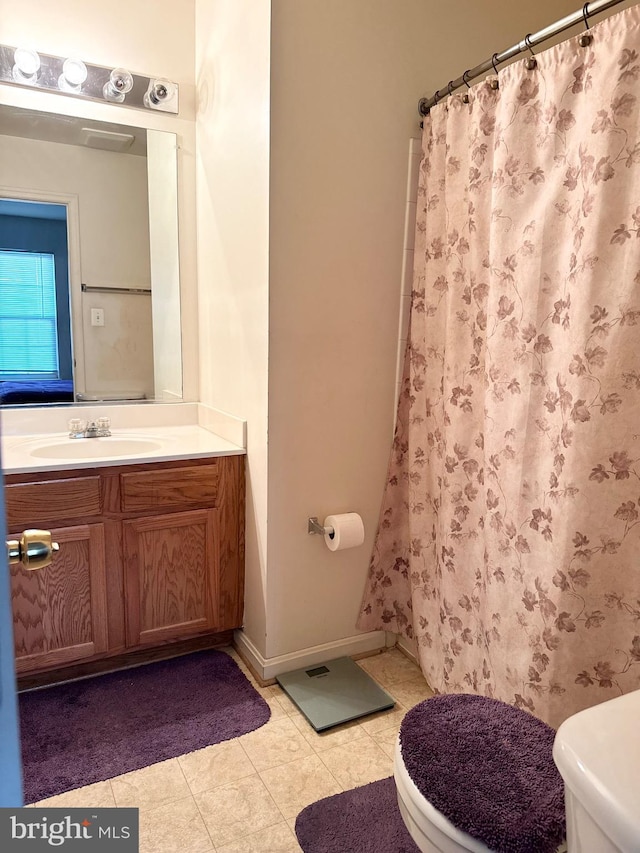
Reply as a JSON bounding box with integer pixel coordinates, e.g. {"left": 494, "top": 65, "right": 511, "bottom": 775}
{"left": 295, "top": 776, "right": 419, "bottom": 853}
{"left": 19, "top": 649, "right": 270, "bottom": 803}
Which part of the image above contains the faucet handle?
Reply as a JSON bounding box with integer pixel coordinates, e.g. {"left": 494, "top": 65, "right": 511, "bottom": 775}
{"left": 97, "top": 416, "right": 111, "bottom": 436}
{"left": 68, "top": 418, "right": 86, "bottom": 435}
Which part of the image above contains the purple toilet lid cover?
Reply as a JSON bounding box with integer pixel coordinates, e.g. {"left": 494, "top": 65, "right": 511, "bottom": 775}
{"left": 399, "top": 694, "right": 566, "bottom": 853}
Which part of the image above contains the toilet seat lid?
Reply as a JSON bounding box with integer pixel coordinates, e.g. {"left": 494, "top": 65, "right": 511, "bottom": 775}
{"left": 399, "top": 694, "right": 565, "bottom": 853}
{"left": 553, "top": 689, "right": 640, "bottom": 852}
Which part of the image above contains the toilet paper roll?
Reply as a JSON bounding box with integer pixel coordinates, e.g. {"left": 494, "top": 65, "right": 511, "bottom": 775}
{"left": 323, "top": 513, "right": 365, "bottom": 552}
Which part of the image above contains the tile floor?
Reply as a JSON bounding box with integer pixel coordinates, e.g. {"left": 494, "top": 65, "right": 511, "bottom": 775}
{"left": 29, "top": 646, "right": 434, "bottom": 853}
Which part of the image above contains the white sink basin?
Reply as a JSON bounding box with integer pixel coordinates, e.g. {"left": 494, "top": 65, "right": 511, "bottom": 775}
{"left": 25, "top": 436, "right": 163, "bottom": 460}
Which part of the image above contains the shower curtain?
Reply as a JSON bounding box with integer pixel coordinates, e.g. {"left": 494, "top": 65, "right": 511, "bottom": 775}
{"left": 358, "top": 6, "right": 640, "bottom": 727}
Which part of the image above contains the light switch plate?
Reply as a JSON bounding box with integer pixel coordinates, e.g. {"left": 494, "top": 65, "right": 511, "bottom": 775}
{"left": 91, "top": 308, "right": 105, "bottom": 327}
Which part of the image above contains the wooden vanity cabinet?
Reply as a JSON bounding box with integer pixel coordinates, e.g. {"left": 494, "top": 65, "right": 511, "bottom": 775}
{"left": 5, "top": 455, "right": 245, "bottom": 683}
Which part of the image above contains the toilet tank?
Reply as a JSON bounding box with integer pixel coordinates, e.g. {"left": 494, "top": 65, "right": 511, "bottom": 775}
{"left": 553, "top": 689, "right": 640, "bottom": 853}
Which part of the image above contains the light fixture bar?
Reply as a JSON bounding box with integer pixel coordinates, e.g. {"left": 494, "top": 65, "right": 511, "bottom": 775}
{"left": 0, "top": 44, "right": 178, "bottom": 114}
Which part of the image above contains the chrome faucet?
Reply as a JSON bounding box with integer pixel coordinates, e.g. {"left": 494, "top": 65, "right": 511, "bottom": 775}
{"left": 68, "top": 417, "right": 111, "bottom": 439}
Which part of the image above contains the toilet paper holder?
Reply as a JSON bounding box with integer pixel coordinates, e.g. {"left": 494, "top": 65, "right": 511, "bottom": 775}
{"left": 308, "top": 517, "right": 335, "bottom": 537}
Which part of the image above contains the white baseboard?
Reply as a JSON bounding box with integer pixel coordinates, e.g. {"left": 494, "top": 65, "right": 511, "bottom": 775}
{"left": 233, "top": 629, "right": 388, "bottom": 681}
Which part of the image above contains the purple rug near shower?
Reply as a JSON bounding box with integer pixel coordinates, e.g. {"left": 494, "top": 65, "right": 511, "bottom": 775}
{"left": 19, "top": 649, "right": 271, "bottom": 803}
{"left": 295, "top": 777, "right": 420, "bottom": 853}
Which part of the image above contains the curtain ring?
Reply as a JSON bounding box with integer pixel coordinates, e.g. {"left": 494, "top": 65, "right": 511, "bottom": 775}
{"left": 433, "top": 89, "right": 441, "bottom": 104}
{"left": 579, "top": 2, "right": 593, "bottom": 45}
{"left": 462, "top": 70, "right": 471, "bottom": 103}
{"left": 447, "top": 80, "right": 455, "bottom": 97}
{"left": 490, "top": 54, "right": 500, "bottom": 89}
{"left": 524, "top": 34, "right": 537, "bottom": 70}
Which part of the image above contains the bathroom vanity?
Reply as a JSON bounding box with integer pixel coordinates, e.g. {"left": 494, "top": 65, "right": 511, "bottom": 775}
{"left": 2, "top": 418, "right": 246, "bottom": 688}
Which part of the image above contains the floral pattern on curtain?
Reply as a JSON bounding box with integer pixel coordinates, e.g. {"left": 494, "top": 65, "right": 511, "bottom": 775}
{"left": 357, "top": 6, "right": 640, "bottom": 727}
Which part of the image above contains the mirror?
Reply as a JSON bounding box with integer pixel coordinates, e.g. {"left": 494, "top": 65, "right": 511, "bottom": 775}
{"left": 0, "top": 102, "right": 182, "bottom": 406}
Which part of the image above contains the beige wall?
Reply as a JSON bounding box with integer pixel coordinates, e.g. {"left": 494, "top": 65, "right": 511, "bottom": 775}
{"left": 195, "top": 0, "right": 272, "bottom": 654}
{"left": 0, "top": 0, "right": 199, "bottom": 403}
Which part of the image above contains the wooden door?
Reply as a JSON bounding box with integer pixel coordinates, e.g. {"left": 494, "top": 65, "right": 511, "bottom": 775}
{"left": 11, "top": 524, "right": 109, "bottom": 673}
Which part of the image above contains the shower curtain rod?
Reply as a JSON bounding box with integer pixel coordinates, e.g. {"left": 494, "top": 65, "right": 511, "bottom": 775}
{"left": 419, "top": 0, "right": 628, "bottom": 116}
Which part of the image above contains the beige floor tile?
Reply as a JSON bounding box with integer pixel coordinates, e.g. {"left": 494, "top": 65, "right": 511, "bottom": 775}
{"left": 255, "top": 683, "right": 285, "bottom": 701}
{"left": 359, "top": 703, "right": 407, "bottom": 736}
{"left": 288, "top": 710, "right": 367, "bottom": 752}
{"left": 270, "top": 688, "right": 300, "bottom": 716}
{"left": 260, "top": 693, "right": 289, "bottom": 722}
{"left": 111, "top": 759, "right": 191, "bottom": 811}
{"left": 139, "top": 795, "right": 214, "bottom": 853}
{"left": 194, "top": 773, "right": 283, "bottom": 847}
{"left": 178, "top": 740, "right": 255, "bottom": 795}
{"left": 239, "top": 717, "right": 315, "bottom": 772}
{"left": 31, "top": 780, "right": 116, "bottom": 809}
{"left": 357, "top": 649, "right": 423, "bottom": 686}
{"left": 388, "top": 673, "right": 434, "bottom": 710}
{"left": 216, "top": 820, "right": 303, "bottom": 853}
{"left": 370, "top": 723, "right": 401, "bottom": 759}
{"left": 259, "top": 753, "right": 342, "bottom": 819}
{"left": 318, "top": 733, "right": 393, "bottom": 789}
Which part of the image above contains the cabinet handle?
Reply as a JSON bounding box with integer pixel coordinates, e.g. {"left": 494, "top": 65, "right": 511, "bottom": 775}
{"left": 6, "top": 530, "right": 60, "bottom": 571}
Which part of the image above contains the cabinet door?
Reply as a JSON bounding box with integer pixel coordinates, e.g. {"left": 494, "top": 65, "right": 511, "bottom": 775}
{"left": 11, "top": 524, "right": 109, "bottom": 674}
{"left": 123, "top": 509, "right": 220, "bottom": 647}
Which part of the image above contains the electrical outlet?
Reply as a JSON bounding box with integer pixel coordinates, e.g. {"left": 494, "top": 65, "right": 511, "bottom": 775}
{"left": 91, "top": 308, "right": 105, "bottom": 327}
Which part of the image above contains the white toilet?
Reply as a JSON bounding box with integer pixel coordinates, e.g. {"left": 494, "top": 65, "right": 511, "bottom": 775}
{"left": 394, "top": 745, "right": 494, "bottom": 853}
{"left": 553, "top": 689, "right": 640, "bottom": 853}
{"left": 394, "top": 689, "right": 640, "bottom": 853}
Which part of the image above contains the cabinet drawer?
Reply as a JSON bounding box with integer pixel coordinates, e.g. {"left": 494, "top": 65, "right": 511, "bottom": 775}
{"left": 5, "top": 477, "right": 102, "bottom": 529}
{"left": 120, "top": 464, "right": 220, "bottom": 512}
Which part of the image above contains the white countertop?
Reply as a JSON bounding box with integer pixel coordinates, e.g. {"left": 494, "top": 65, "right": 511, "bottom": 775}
{"left": 1, "top": 424, "right": 245, "bottom": 475}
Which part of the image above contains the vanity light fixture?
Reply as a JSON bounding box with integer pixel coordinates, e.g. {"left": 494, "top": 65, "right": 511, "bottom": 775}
{"left": 0, "top": 43, "right": 178, "bottom": 114}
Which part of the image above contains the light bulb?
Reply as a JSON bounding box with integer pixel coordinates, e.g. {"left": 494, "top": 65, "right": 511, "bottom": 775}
{"left": 103, "top": 67, "right": 133, "bottom": 103}
{"left": 62, "top": 57, "right": 88, "bottom": 87}
{"left": 12, "top": 47, "right": 40, "bottom": 83}
{"left": 144, "top": 78, "right": 177, "bottom": 110}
